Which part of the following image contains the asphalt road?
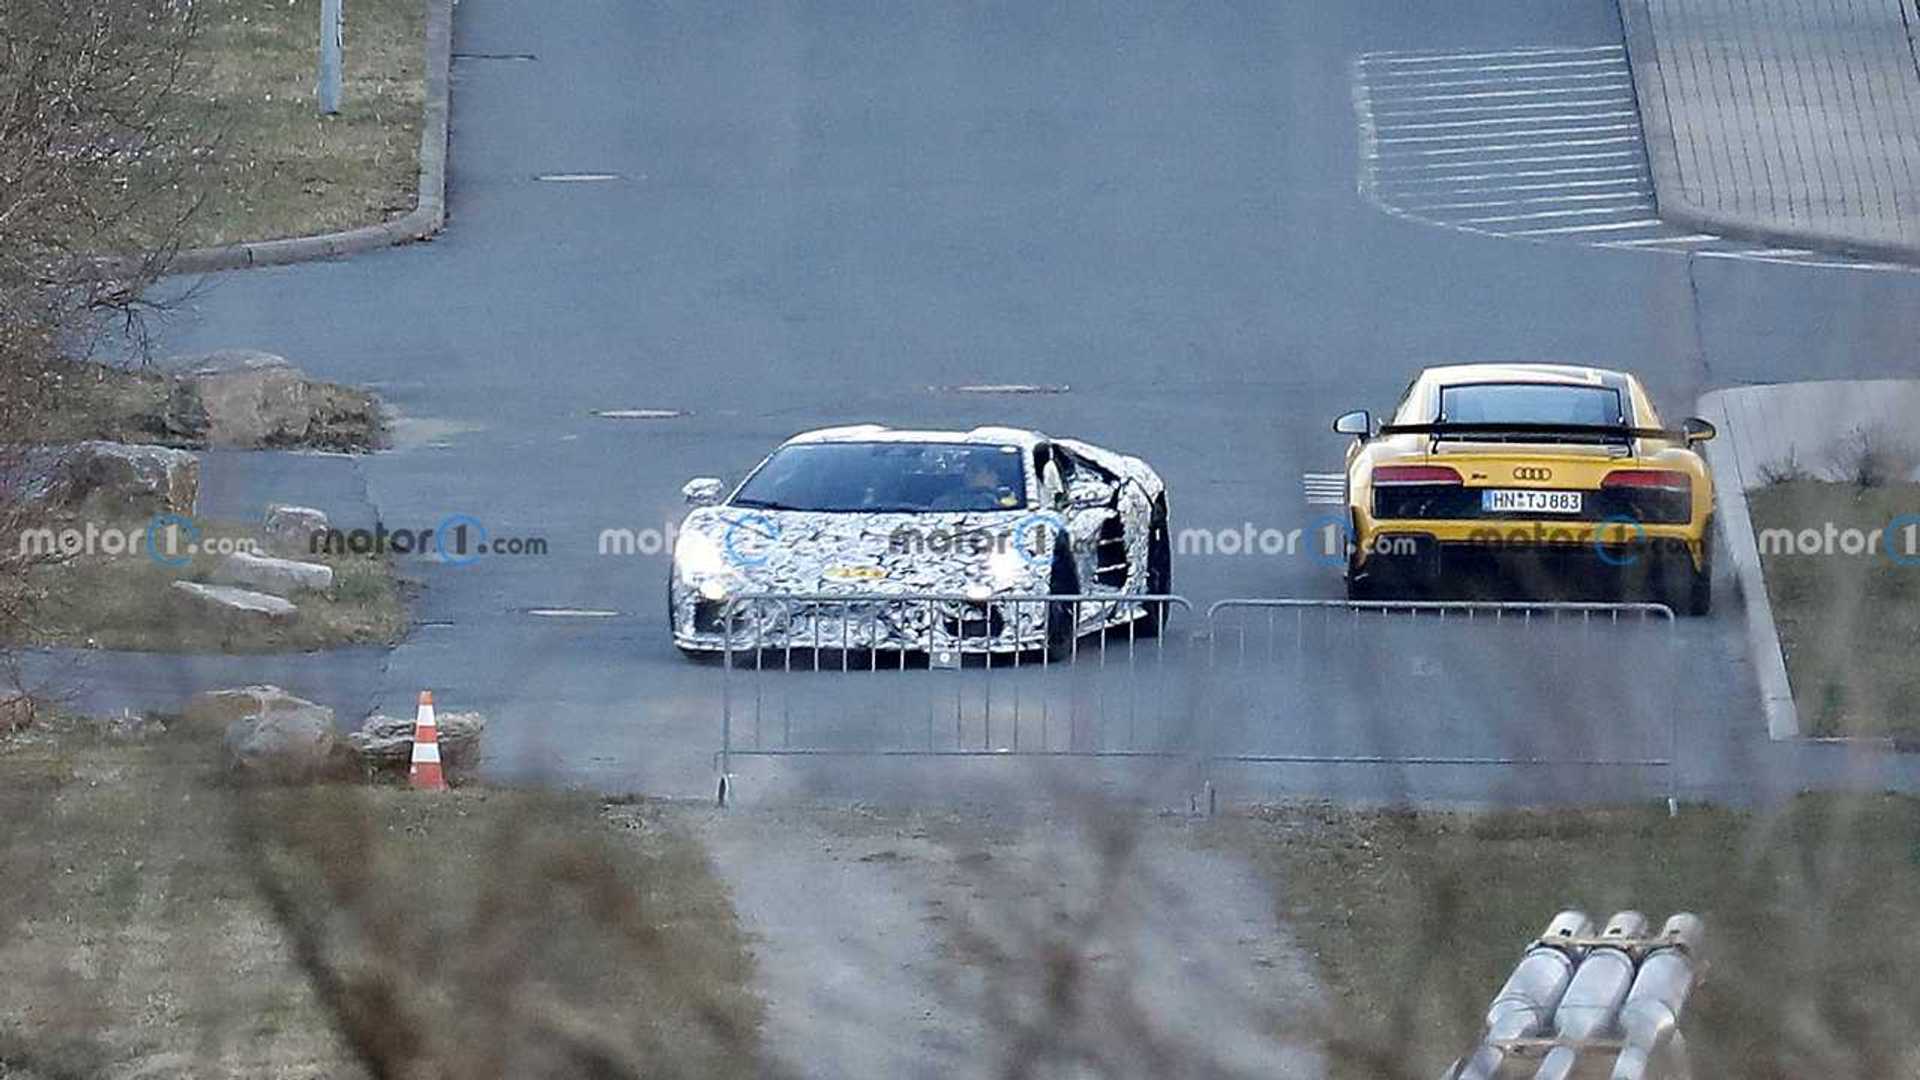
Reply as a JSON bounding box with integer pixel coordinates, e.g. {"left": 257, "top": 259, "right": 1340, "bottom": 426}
{"left": 70, "top": 0, "right": 1920, "bottom": 807}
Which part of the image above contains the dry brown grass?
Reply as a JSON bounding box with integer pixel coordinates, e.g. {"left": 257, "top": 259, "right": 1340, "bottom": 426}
{"left": 0, "top": 723, "right": 763, "bottom": 1079}
{"left": 1750, "top": 480, "right": 1920, "bottom": 739}
{"left": 170, "top": 0, "right": 426, "bottom": 247}
{"left": 1206, "top": 798, "right": 1920, "bottom": 1080}
{"left": 9, "top": 516, "right": 406, "bottom": 653}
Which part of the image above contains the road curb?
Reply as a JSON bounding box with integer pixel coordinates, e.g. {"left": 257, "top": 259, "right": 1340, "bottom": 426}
{"left": 1616, "top": 0, "right": 1920, "bottom": 267}
{"left": 162, "top": 0, "right": 454, "bottom": 275}
{"left": 1696, "top": 389, "right": 1800, "bottom": 741}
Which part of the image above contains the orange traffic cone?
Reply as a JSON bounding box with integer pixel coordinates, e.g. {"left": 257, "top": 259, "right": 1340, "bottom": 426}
{"left": 408, "top": 690, "right": 447, "bottom": 791}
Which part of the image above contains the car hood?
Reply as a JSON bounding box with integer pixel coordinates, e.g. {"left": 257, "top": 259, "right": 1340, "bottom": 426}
{"left": 677, "top": 507, "right": 1057, "bottom": 594}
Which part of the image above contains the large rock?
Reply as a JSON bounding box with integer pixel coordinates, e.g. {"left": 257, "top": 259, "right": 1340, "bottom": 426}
{"left": 206, "top": 686, "right": 338, "bottom": 781}
{"left": 43, "top": 441, "right": 198, "bottom": 518}
{"left": 171, "top": 581, "right": 298, "bottom": 622}
{"left": 163, "top": 350, "right": 383, "bottom": 450}
{"left": 189, "top": 354, "right": 313, "bottom": 448}
{"left": 345, "top": 710, "right": 487, "bottom": 779}
{"left": 263, "top": 504, "right": 332, "bottom": 557}
{"left": 209, "top": 550, "right": 333, "bottom": 596}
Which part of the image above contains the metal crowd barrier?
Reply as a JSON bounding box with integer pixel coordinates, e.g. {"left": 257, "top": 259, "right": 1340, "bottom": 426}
{"left": 1201, "top": 599, "right": 1681, "bottom": 812}
{"left": 714, "top": 593, "right": 1195, "bottom": 804}
{"left": 710, "top": 593, "right": 1682, "bottom": 808}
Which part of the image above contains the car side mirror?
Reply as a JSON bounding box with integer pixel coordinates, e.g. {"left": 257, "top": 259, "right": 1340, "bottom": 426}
{"left": 1681, "top": 417, "right": 1716, "bottom": 444}
{"left": 1334, "top": 410, "right": 1372, "bottom": 439}
{"left": 682, "top": 477, "right": 725, "bottom": 507}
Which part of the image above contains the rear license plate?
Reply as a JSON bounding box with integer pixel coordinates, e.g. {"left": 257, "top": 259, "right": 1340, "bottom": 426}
{"left": 1482, "top": 488, "right": 1583, "bottom": 514}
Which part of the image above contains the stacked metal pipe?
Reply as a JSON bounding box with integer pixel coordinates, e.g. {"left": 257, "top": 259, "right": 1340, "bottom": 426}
{"left": 1447, "top": 911, "right": 1704, "bottom": 1080}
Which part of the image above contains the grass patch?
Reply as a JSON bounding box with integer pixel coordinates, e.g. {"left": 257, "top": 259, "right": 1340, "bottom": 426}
{"left": 1749, "top": 480, "right": 1920, "bottom": 739}
{"left": 168, "top": 0, "right": 426, "bottom": 248}
{"left": 1207, "top": 799, "right": 1920, "bottom": 1079}
{"left": 0, "top": 723, "right": 762, "bottom": 1078}
{"left": 11, "top": 516, "right": 407, "bottom": 652}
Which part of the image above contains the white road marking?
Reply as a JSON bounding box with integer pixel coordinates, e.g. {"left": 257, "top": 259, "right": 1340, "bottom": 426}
{"left": 1602, "top": 234, "right": 1721, "bottom": 247}
{"left": 1462, "top": 205, "right": 1656, "bottom": 224}
{"left": 1372, "top": 98, "right": 1635, "bottom": 117}
{"left": 939, "top": 384, "right": 1072, "bottom": 394}
{"left": 1411, "top": 191, "right": 1650, "bottom": 212}
{"left": 1362, "top": 46, "right": 1623, "bottom": 63}
{"left": 1506, "top": 218, "right": 1666, "bottom": 235}
{"left": 1363, "top": 59, "right": 1629, "bottom": 75}
{"left": 1376, "top": 155, "right": 1642, "bottom": 175}
{"left": 594, "top": 408, "right": 686, "bottom": 419}
{"left": 1377, "top": 136, "right": 1640, "bottom": 157}
{"left": 1376, "top": 123, "right": 1637, "bottom": 144}
{"left": 527, "top": 608, "right": 622, "bottom": 618}
{"left": 535, "top": 173, "right": 621, "bottom": 182}
{"left": 1371, "top": 71, "right": 1640, "bottom": 90}
{"left": 1382, "top": 111, "right": 1637, "bottom": 131}
{"left": 1353, "top": 44, "right": 1905, "bottom": 272}
{"left": 1374, "top": 84, "right": 1632, "bottom": 104}
{"left": 1406, "top": 177, "right": 1651, "bottom": 195}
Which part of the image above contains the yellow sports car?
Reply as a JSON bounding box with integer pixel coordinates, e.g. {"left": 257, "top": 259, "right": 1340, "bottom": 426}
{"left": 1333, "top": 363, "right": 1716, "bottom": 614}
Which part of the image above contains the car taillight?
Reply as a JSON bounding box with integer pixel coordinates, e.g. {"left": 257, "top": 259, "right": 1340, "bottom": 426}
{"left": 1602, "top": 469, "right": 1691, "bottom": 496}
{"left": 1374, "top": 465, "right": 1462, "bottom": 485}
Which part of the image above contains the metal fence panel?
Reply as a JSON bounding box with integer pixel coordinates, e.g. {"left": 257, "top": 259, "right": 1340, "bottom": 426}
{"left": 710, "top": 594, "right": 1681, "bottom": 808}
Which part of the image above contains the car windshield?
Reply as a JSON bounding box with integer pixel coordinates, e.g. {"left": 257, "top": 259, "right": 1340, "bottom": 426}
{"left": 730, "top": 442, "right": 1029, "bottom": 513}
{"left": 1438, "top": 383, "right": 1625, "bottom": 427}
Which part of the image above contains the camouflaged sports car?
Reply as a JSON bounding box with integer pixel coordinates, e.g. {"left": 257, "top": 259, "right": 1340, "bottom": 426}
{"left": 668, "top": 425, "right": 1172, "bottom": 658}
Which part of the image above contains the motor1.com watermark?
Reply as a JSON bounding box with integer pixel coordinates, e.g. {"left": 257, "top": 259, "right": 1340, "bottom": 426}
{"left": 17, "top": 515, "right": 256, "bottom": 567}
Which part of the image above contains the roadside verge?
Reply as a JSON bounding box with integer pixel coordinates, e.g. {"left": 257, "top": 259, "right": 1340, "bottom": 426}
{"left": 1697, "top": 388, "right": 1798, "bottom": 740}
{"left": 1699, "top": 380, "right": 1920, "bottom": 742}
{"left": 166, "top": 0, "right": 454, "bottom": 274}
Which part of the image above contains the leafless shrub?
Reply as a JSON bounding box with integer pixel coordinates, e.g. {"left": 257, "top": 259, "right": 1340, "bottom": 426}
{"left": 1756, "top": 445, "right": 1812, "bottom": 486}
{"left": 232, "top": 788, "right": 764, "bottom": 1080}
{"left": 1826, "top": 425, "right": 1920, "bottom": 489}
{"left": 0, "top": 0, "right": 207, "bottom": 647}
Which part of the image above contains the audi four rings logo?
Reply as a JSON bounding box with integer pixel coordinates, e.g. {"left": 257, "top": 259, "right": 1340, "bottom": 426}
{"left": 1512, "top": 466, "right": 1553, "bottom": 481}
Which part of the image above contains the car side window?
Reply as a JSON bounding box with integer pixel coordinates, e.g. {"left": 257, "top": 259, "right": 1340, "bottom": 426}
{"left": 1392, "top": 379, "right": 1424, "bottom": 423}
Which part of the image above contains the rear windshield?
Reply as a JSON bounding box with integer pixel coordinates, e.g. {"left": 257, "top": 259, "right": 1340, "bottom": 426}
{"left": 730, "top": 442, "right": 1029, "bottom": 513}
{"left": 1438, "top": 383, "right": 1624, "bottom": 427}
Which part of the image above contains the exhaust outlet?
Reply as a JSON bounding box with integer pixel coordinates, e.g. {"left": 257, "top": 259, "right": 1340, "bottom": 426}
{"left": 1609, "top": 914, "right": 1705, "bottom": 1080}
{"left": 1532, "top": 911, "right": 1649, "bottom": 1080}
{"left": 1453, "top": 910, "right": 1593, "bottom": 1080}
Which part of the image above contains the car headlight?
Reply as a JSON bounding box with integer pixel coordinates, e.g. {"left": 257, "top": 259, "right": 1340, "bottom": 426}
{"left": 675, "top": 529, "right": 732, "bottom": 579}
{"left": 986, "top": 543, "right": 1031, "bottom": 590}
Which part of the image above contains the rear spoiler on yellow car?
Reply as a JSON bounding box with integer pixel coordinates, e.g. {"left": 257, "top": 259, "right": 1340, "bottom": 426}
{"left": 1378, "top": 421, "right": 1689, "bottom": 442}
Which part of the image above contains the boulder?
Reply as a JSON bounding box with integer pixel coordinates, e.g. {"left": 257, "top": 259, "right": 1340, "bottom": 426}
{"left": 263, "top": 504, "right": 332, "bottom": 557}
{"left": 209, "top": 550, "right": 333, "bottom": 596}
{"left": 346, "top": 710, "right": 486, "bottom": 778}
{"left": 162, "top": 350, "right": 383, "bottom": 450}
{"left": 216, "top": 688, "right": 338, "bottom": 782}
{"left": 43, "top": 441, "right": 198, "bottom": 518}
{"left": 170, "top": 581, "right": 299, "bottom": 622}
{"left": 192, "top": 357, "right": 313, "bottom": 448}
{"left": 181, "top": 685, "right": 285, "bottom": 731}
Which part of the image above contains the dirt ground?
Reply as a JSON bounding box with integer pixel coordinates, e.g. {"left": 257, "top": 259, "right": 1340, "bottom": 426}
{"left": 689, "top": 802, "right": 1328, "bottom": 1080}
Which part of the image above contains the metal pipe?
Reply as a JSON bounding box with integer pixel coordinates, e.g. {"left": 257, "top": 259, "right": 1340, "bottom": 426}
{"left": 1534, "top": 911, "right": 1649, "bottom": 1080}
{"left": 1609, "top": 914, "right": 1704, "bottom": 1080}
{"left": 1455, "top": 911, "right": 1594, "bottom": 1080}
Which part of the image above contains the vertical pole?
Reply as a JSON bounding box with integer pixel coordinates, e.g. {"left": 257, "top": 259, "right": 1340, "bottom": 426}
{"left": 318, "top": 0, "right": 344, "bottom": 115}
